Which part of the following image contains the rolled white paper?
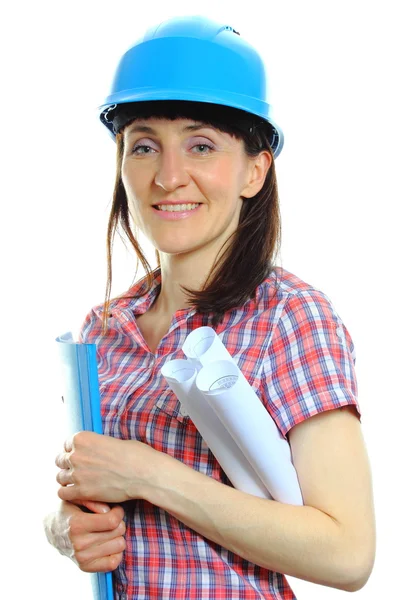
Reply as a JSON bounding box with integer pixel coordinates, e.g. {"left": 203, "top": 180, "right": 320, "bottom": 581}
{"left": 182, "top": 326, "right": 233, "bottom": 369}
{"left": 160, "top": 359, "right": 194, "bottom": 416}
{"left": 161, "top": 359, "right": 271, "bottom": 498}
{"left": 196, "top": 359, "right": 303, "bottom": 505}
{"left": 162, "top": 326, "right": 303, "bottom": 505}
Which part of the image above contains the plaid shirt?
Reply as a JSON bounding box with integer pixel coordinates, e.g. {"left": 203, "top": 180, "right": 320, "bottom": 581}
{"left": 80, "top": 267, "right": 359, "bottom": 600}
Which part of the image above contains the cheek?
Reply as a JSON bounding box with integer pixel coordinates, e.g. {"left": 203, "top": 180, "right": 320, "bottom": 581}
{"left": 196, "top": 160, "right": 238, "bottom": 199}
{"left": 121, "top": 165, "right": 136, "bottom": 197}
{"left": 121, "top": 166, "right": 148, "bottom": 208}
{"left": 121, "top": 168, "right": 131, "bottom": 201}
{"left": 201, "top": 160, "right": 247, "bottom": 208}
{"left": 120, "top": 171, "right": 141, "bottom": 227}
{"left": 209, "top": 160, "right": 233, "bottom": 181}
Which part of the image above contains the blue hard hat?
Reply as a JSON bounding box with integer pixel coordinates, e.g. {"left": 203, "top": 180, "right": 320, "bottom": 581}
{"left": 99, "top": 15, "right": 284, "bottom": 158}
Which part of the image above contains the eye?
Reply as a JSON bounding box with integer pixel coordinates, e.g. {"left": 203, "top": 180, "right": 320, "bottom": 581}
{"left": 190, "top": 141, "right": 215, "bottom": 155}
{"left": 188, "top": 135, "right": 216, "bottom": 155}
{"left": 132, "top": 144, "right": 156, "bottom": 155}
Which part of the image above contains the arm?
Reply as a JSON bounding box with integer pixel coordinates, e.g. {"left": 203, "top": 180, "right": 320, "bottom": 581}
{"left": 145, "top": 406, "right": 375, "bottom": 592}
{"left": 57, "top": 406, "right": 375, "bottom": 591}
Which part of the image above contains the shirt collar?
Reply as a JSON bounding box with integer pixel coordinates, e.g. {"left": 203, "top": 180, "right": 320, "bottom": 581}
{"left": 100, "top": 268, "right": 162, "bottom": 320}
{"left": 100, "top": 267, "right": 276, "bottom": 323}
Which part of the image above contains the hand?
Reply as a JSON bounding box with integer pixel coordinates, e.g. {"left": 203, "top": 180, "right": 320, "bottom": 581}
{"left": 44, "top": 500, "right": 126, "bottom": 572}
{"left": 56, "top": 431, "right": 158, "bottom": 504}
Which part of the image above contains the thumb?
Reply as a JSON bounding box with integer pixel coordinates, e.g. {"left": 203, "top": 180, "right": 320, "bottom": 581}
{"left": 80, "top": 500, "right": 111, "bottom": 514}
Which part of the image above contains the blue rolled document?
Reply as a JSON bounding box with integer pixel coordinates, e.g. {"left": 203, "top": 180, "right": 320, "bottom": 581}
{"left": 56, "top": 332, "right": 114, "bottom": 600}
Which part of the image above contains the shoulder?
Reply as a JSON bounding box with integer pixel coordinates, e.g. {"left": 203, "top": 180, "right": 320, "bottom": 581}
{"left": 255, "top": 267, "right": 343, "bottom": 329}
{"left": 227, "top": 266, "right": 355, "bottom": 370}
{"left": 258, "top": 266, "right": 331, "bottom": 304}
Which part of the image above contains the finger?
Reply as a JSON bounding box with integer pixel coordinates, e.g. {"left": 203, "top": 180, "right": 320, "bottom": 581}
{"left": 75, "top": 535, "right": 126, "bottom": 566}
{"left": 70, "top": 508, "right": 126, "bottom": 534}
{"left": 80, "top": 501, "right": 111, "bottom": 514}
{"left": 58, "top": 484, "right": 80, "bottom": 503}
{"left": 64, "top": 437, "right": 74, "bottom": 453}
{"left": 73, "top": 522, "right": 126, "bottom": 554}
{"left": 78, "top": 551, "right": 124, "bottom": 573}
{"left": 55, "top": 452, "right": 73, "bottom": 470}
{"left": 108, "top": 505, "right": 125, "bottom": 522}
{"left": 56, "top": 470, "right": 73, "bottom": 486}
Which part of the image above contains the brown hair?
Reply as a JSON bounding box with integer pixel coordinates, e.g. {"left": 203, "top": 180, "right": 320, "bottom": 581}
{"left": 102, "top": 101, "right": 281, "bottom": 333}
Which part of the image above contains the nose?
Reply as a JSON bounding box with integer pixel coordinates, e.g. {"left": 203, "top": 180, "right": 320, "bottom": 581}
{"left": 154, "top": 147, "right": 190, "bottom": 192}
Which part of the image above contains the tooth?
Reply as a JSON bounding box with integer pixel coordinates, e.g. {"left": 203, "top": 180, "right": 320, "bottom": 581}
{"left": 157, "top": 203, "right": 199, "bottom": 212}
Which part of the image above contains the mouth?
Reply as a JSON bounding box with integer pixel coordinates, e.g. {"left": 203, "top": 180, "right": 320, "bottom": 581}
{"left": 153, "top": 203, "right": 201, "bottom": 212}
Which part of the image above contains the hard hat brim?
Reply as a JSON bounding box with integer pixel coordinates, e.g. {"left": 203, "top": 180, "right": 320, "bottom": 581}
{"left": 99, "top": 91, "right": 284, "bottom": 158}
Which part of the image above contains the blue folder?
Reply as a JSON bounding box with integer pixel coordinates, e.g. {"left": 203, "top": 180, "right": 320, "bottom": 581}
{"left": 56, "top": 332, "right": 114, "bottom": 600}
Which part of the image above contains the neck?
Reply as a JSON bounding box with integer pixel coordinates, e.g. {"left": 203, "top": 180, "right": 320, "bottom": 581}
{"left": 152, "top": 246, "right": 219, "bottom": 317}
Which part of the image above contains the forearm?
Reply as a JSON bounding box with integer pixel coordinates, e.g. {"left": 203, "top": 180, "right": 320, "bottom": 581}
{"left": 55, "top": 416, "right": 373, "bottom": 590}
{"left": 141, "top": 454, "right": 363, "bottom": 592}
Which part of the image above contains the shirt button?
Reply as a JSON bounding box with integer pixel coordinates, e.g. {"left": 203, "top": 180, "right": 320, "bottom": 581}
{"left": 120, "top": 594, "right": 127, "bottom": 600}
{"left": 179, "top": 404, "right": 189, "bottom": 417}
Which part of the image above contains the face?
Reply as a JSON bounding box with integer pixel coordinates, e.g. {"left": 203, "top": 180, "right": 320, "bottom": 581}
{"left": 121, "top": 118, "right": 268, "bottom": 259}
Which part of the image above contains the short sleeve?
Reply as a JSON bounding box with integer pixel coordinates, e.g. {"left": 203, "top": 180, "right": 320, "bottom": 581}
{"left": 261, "top": 289, "right": 360, "bottom": 437}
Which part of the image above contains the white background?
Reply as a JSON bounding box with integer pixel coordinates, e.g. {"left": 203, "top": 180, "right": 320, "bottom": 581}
{"left": 1, "top": 0, "right": 402, "bottom": 598}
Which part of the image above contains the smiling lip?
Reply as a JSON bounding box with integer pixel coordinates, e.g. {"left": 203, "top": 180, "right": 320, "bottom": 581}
{"left": 151, "top": 203, "right": 202, "bottom": 220}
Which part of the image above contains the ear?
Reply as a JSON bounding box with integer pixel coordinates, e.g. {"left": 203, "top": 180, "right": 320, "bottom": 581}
{"left": 241, "top": 151, "right": 272, "bottom": 198}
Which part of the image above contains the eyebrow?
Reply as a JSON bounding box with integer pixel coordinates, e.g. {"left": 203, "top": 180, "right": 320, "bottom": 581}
{"left": 125, "top": 122, "right": 214, "bottom": 136}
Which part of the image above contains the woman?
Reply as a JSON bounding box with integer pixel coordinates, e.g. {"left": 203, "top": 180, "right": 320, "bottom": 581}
{"left": 46, "top": 15, "right": 375, "bottom": 599}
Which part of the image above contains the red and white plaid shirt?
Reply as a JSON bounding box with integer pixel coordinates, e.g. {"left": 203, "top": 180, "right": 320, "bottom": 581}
{"left": 80, "top": 267, "right": 360, "bottom": 600}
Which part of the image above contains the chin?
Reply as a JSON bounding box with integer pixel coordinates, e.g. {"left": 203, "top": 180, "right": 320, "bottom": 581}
{"left": 157, "top": 246, "right": 197, "bottom": 257}
{"left": 153, "top": 237, "right": 203, "bottom": 256}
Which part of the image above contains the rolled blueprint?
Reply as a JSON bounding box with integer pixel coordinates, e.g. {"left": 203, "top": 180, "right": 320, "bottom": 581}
{"left": 162, "top": 327, "right": 303, "bottom": 505}
{"left": 196, "top": 359, "right": 303, "bottom": 505}
{"left": 182, "top": 326, "right": 233, "bottom": 368}
{"left": 161, "top": 360, "right": 270, "bottom": 498}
